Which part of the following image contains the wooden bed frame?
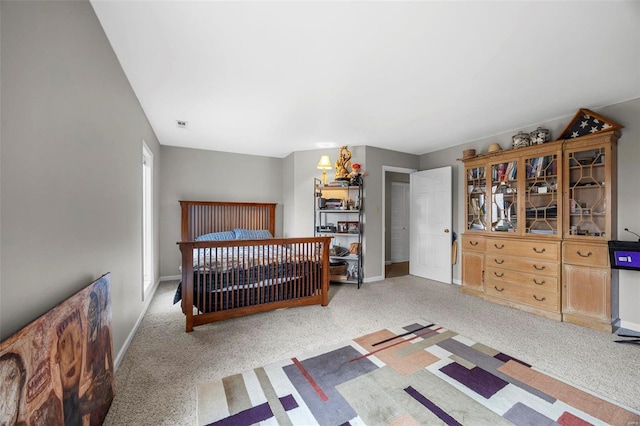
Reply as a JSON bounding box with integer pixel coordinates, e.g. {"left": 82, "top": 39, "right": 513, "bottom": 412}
{"left": 177, "top": 201, "right": 331, "bottom": 332}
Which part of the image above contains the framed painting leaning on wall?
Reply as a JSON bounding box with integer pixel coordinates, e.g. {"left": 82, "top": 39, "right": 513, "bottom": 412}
{"left": 0, "top": 273, "right": 115, "bottom": 425}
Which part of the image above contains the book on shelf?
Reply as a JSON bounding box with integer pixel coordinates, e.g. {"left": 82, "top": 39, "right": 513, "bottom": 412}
{"left": 503, "top": 161, "right": 517, "bottom": 181}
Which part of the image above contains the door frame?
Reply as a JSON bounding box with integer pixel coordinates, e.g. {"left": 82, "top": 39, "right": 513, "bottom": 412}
{"left": 382, "top": 165, "right": 417, "bottom": 277}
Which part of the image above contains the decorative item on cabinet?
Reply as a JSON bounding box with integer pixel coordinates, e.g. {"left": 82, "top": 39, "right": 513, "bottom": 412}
{"left": 463, "top": 149, "right": 476, "bottom": 159}
{"left": 559, "top": 108, "right": 623, "bottom": 140}
{"left": 530, "top": 127, "right": 551, "bottom": 144}
{"left": 512, "top": 131, "right": 531, "bottom": 148}
{"left": 487, "top": 143, "right": 502, "bottom": 153}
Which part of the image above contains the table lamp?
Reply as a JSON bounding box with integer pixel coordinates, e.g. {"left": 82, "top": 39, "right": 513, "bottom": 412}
{"left": 317, "top": 155, "right": 332, "bottom": 184}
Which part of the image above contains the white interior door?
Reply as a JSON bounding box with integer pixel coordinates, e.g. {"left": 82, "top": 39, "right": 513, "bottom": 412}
{"left": 410, "top": 166, "right": 452, "bottom": 284}
{"left": 391, "top": 182, "right": 410, "bottom": 262}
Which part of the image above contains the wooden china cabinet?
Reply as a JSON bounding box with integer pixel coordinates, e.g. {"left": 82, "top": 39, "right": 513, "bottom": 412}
{"left": 561, "top": 131, "right": 619, "bottom": 331}
{"left": 460, "top": 130, "right": 620, "bottom": 330}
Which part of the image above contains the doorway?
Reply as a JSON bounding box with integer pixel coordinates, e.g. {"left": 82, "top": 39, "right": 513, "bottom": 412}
{"left": 387, "top": 181, "right": 410, "bottom": 277}
{"left": 383, "top": 167, "right": 416, "bottom": 278}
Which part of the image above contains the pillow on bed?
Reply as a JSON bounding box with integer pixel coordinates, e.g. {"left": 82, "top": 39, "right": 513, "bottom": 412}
{"left": 233, "top": 228, "right": 273, "bottom": 240}
{"left": 195, "top": 231, "right": 236, "bottom": 241}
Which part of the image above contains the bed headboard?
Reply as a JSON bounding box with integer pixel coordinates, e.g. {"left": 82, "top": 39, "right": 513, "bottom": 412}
{"left": 179, "top": 201, "right": 277, "bottom": 241}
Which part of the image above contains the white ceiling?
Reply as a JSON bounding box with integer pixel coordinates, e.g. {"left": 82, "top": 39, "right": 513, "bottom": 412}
{"left": 91, "top": 1, "right": 640, "bottom": 158}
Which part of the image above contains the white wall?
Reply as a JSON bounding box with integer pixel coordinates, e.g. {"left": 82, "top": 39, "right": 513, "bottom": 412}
{"left": 420, "top": 98, "right": 640, "bottom": 331}
{"left": 0, "top": 1, "right": 162, "bottom": 356}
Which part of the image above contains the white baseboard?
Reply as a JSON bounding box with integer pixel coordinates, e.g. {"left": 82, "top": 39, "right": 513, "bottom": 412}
{"left": 114, "top": 277, "right": 160, "bottom": 370}
{"left": 160, "top": 274, "right": 181, "bottom": 282}
{"left": 453, "top": 278, "right": 461, "bottom": 285}
{"left": 619, "top": 319, "right": 640, "bottom": 333}
{"left": 364, "top": 275, "right": 384, "bottom": 283}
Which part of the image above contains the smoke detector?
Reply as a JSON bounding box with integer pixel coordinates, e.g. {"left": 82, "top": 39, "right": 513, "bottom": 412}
{"left": 176, "top": 120, "right": 188, "bottom": 129}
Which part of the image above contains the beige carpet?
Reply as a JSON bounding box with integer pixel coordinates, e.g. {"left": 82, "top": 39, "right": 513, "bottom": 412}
{"left": 104, "top": 276, "right": 640, "bottom": 425}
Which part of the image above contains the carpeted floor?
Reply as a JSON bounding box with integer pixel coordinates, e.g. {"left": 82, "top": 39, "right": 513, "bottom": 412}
{"left": 104, "top": 276, "right": 640, "bottom": 425}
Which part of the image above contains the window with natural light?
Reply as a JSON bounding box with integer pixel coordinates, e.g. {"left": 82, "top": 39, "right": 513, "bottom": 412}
{"left": 142, "top": 141, "right": 153, "bottom": 297}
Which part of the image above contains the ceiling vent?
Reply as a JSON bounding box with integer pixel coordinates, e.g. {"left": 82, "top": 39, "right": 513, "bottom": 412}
{"left": 176, "top": 120, "right": 188, "bottom": 129}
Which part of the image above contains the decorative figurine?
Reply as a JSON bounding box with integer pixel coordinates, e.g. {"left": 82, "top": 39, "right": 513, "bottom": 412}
{"left": 334, "top": 146, "right": 352, "bottom": 181}
{"left": 349, "top": 163, "right": 362, "bottom": 184}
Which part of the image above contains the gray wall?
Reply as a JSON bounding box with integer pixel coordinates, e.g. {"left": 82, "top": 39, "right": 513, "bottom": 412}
{"left": 0, "top": 0, "right": 162, "bottom": 359}
{"left": 159, "top": 146, "right": 283, "bottom": 277}
{"left": 419, "top": 98, "right": 640, "bottom": 330}
{"left": 285, "top": 146, "right": 366, "bottom": 237}
{"left": 160, "top": 145, "right": 418, "bottom": 282}
{"left": 280, "top": 145, "right": 418, "bottom": 281}
{"left": 365, "top": 147, "right": 420, "bottom": 280}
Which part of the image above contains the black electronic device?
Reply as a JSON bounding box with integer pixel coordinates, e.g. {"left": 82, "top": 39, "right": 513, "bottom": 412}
{"left": 608, "top": 238, "right": 640, "bottom": 271}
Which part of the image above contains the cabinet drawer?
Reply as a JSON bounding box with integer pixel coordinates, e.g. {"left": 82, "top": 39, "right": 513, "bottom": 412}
{"left": 485, "top": 254, "right": 558, "bottom": 277}
{"left": 462, "top": 234, "right": 486, "bottom": 251}
{"left": 486, "top": 266, "right": 559, "bottom": 293}
{"left": 563, "top": 242, "right": 609, "bottom": 267}
{"left": 486, "top": 238, "right": 559, "bottom": 261}
{"left": 485, "top": 281, "right": 559, "bottom": 311}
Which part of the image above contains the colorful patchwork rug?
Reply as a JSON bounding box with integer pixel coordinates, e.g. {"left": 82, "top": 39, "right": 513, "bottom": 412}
{"left": 196, "top": 320, "right": 640, "bottom": 425}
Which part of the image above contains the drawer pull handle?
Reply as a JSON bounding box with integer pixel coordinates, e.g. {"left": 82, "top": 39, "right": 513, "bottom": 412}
{"left": 494, "top": 272, "right": 504, "bottom": 277}
{"left": 533, "top": 295, "right": 546, "bottom": 302}
{"left": 533, "top": 264, "right": 546, "bottom": 271}
{"left": 469, "top": 241, "right": 479, "bottom": 246}
{"left": 533, "top": 247, "right": 546, "bottom": 254}
{"left": 533, "top": 279, "right": 545, "bottom": 286}
{"left": 494, "top": 286, "right": 504, "bottom": 292}
{"left": 577, "top": 251, "right": 592, "bottom": 258}
{"left": 494, "top": 243, "right": 504, "bottom": 249}
{"left": 494, "top": 259, "right": 504, "bottom": 264}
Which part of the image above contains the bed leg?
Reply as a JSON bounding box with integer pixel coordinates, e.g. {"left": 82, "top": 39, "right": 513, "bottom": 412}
{"left": 321, "top": 237, "right": 330, "bottom": 306}
{"left": 181, "top": 242, "right": 195, "bottom": 332}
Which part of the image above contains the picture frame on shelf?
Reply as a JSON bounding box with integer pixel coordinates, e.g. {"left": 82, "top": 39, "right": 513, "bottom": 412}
{"left": 347, "top": 221, "right": 360, "bottom": 234}
{"left": 337, "top": 221, "right": 348, "bottom": 233}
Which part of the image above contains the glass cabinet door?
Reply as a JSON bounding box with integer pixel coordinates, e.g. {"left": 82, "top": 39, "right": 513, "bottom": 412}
{"left": 566, "top": 146, "right": 608, "bottom": 238}
{"left": 489, "top": 160, "right": 518, "bottom": 233}
{"left": 523, "top": 153, "right": 559, "bottom": 236}
{"left": 466, "top": 166, "right": 487, "bottom": 231}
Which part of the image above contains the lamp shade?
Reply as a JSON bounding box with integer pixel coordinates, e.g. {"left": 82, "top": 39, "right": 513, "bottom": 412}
{"left": 317, "top": 155, "right": 332, "bottom": 170}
